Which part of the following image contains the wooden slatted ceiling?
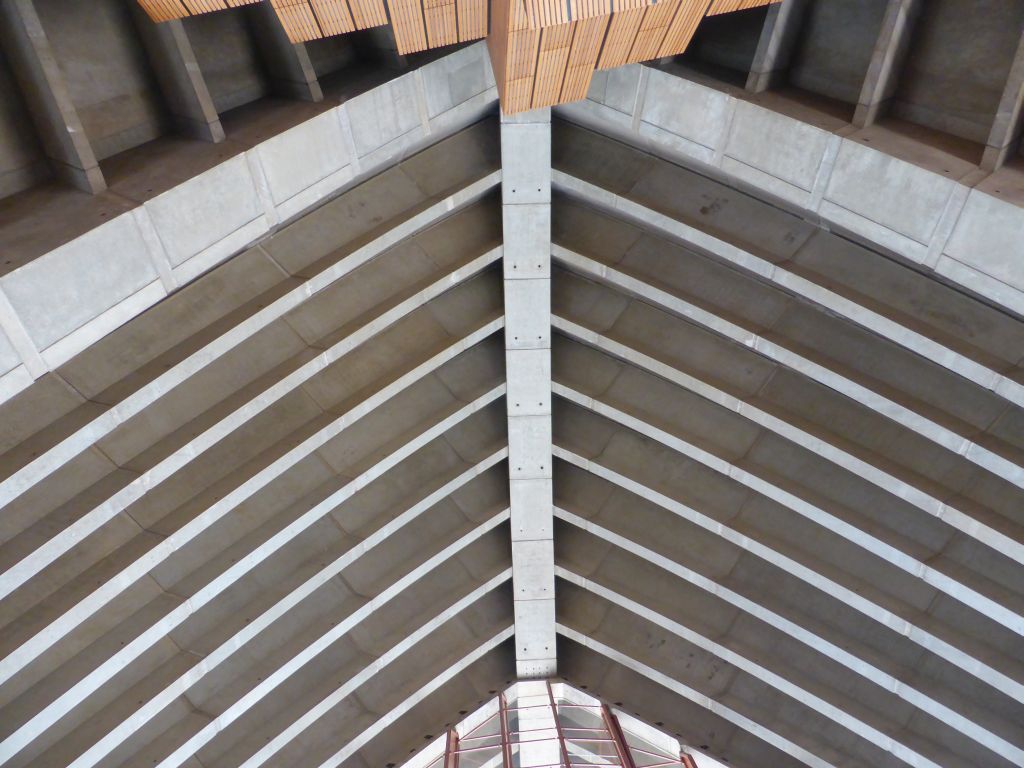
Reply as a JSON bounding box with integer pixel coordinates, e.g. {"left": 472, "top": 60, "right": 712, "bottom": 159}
{"left": 656, "top": 0, "right": 708, "bottom": 56}
{"left": 457, "top": 0, "right": 488, "bottom": 40}
{"left": 559, "top": 15, "right": 607, "bottom": 102}
{"left": 596, "top": 7, "right": 644, "bottom": 69}
{"left": 388, "top": 0, "right": 429, "bottom": 52}
{"left": 707, "top": 0, "right": 773, "bottom": 14}
{"left": 424, "top": 0, "right": 459, "bottom": 47}
{"left": 137, "top": 0, "right": 260, "bottom": 22}
{"left": 532, "top": 22, "right": 575, "bottom": 108}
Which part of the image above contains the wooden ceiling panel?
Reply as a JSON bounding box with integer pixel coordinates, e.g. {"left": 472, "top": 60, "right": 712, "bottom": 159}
{"left": 559, "top": 14, "right": 608, "bottom": 102}
{"left": 707, "top": 0, "right": 773, "bottom": 14}
{"left": 596, "top": 7, "right": 645, "bottom": 70}
{"left": 657, "top": 0, "right": 708, "bottom": 57}
{"left": 532, "top": 22, "right": 575, "bottom": 108}
{"left": 458, "top": 0, "right": 489, "bottom": 41}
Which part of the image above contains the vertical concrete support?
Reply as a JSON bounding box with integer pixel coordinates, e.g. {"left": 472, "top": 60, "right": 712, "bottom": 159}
{"left": 246, "top": 3, "right": 323, "bottom": 102}
{"left": 982, "top": 30, "right": 1024, "bottom": 170}
{"left": 130, "top": 6, "right": 225, "bottom": 143}
{"left": 745, "top": 0, "right": 808, "bottom": 93}
{"left": 0, "top": 0, "right": 105, "bottom": 193}
{"left": 852, "top": 0, "right": 922, "bottom": 127}
{"left": 501, "top": 108, "right": 556, "bottom": 679}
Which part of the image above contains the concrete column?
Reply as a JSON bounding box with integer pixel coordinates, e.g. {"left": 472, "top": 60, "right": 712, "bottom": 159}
{"left": 501, "top": 107, "right": 556, "bottom": 680}
{"left": 246, "top": 3, "right": 324, "bottom": 102}
{"left": 982, "top": 30, "right": 1024, "bottom": 170}
{"left": 130, "top": 6, "right": 225, "bottom": 143}
{"left": 745, "top": 0, "right": 808, "bottom": 93}
{"left": 852, "top": 0, "right": 922, "bottom": 128}
{"left": 0, "top": 0, "right": 105, "bottom": 193}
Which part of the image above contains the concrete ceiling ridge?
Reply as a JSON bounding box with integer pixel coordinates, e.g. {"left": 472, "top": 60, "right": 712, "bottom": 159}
{"left": 554, "top": 569, "right": 1019, "bottom": 768}
{"left": 3, "top": 453, "right": 509, "bottom": 768}
{"left": 551, "top": 244, "right": 1024, "bottom": 492}
{"left": 551, "top": 511, "right": 1021, "bottom": 767}
{"left": 550, "top": 170, "right": 1024, "bottom": 414}
{"left": 550, "top": 315, "right": 1024, "bottom": 573}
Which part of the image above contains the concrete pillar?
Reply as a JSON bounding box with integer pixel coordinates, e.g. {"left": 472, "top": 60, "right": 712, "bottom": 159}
{"left": 0, "top": 0, "right": 105, "bottom": 193}
{"left": 982, "top": 30, "right": 1024, "bottom": 170}
{"left": 129, "top": 6, "right": 225, "bottom": 143}
{"left": 501, "top": 107, "right": 556, "bottom": 680}
{"left": 246, "top": 3, "right": 324, "bottom": 102}
{"left": 852, "top": 0, "right": 922, "bottom": 128}
{"left": 745, "top": 0, "right": 808, "bottom": 93}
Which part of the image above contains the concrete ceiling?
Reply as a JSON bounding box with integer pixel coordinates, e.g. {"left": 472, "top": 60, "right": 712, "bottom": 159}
{"left": 1, "top": 9, "right": 1024, "bottom": 766}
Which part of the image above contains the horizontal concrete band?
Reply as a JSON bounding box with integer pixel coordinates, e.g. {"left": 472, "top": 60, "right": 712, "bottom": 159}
{"left": 0, "top": 352, "right": 507, "bottom": 688}
{"left": 552, "top": 245, "right": 1024, "bottom": 491}
{"left": 556, "top": 625, "right": 834, "bottom": 768}
{"left": 4, "top": 452, "right": 509, "bottom": 765}
{"left": 552, "top": 509, "right": 1020, "bottom": 756}
{"left": 0, "top": 43, "right": 501, "bottom": 402}
{"left": 0, "top": 171, "right": 502, "bottom": 516}
{"left": 552, "top": 316, "right": 1024, "bottom": 569}
{"left": 557, "top": 568, "right": 1023, "bottom": 768}
{"left": 555, "top": 65, "right": 1024, "bottom": 317}
{"left": 551, "top": 171, "right": 1024, "bottom": 413}
{"left": 0, "top": 245, "right": 503, "bottom": 603}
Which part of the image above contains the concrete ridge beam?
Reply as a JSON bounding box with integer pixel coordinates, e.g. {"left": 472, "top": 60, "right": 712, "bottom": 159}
{"left": 552, "top": 244, "right": 1024, "bottom": 491}
{"left": 151, "top": 515, "right": 511, "bottom": 768}
{"left": 0, "top": 334, "right": 506, "bottom": 689}
{"left": 557, "top": 568, "right": 1019, "bottom": 768}
{"left": 0, "top": 246, "right": 503, "bottom": 603}
{"left": 313, "top": 627, "right": 516, "bottom": 768}
{"left": 553, "top": 382, "right": 1024, "bottom": 637}
{"left": 556, "top": 625, "right": 836, "bottom": 768}
{"left": 551, "top": 316, "right": 1024, "bottom": 569}
{"left": 5, "top": 452, "right": 509, "bottom": 766}
{"left": 551, "top": 171, "right": 1024, "bottom": 411}
{"left": 552, "top": 445, "right": 1024, "bottom": 706}
{"left": 0, "top": 172, "right": 500, "bottom": 510}
{"left": 553, "top": 507, "right": 1024, "bottom": 746}
{"left": 235, "top": 572, "right": 513, "bottom": 768}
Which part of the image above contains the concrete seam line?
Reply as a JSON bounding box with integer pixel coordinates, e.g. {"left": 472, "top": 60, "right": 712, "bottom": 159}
{"left": 0, "top": 170, "right": 501, "bottom": 511}
{"left": 552, "top": 244, "right": 1024, "bottom": 490}
{"left": 550, "top": 170, "right": 1023, "bottom": 408}
{"left": 0, "top": 246, "right": 503, "bottom": 601}
{"left": 551, "top": 316, "right": 1024, "bottom": 568}
{"left": 556, "top": 567, "right": 1022, "bottom": 765}
{"left": 153, "top": 513, "right": 512, "bottom": 768}
{"left": 555, "top": 625, "right": 835, "bottom": 768}
{"left": 10, "top": 451, "right": 509, "bottom": 766}
{"left": 315, "top": 627, "right": 517, "bottom": 768}
{"left": 552, "top": 381, "right": 1024, "bottom": 635}
{"left": 236, "top": 570, "right": 514, "bottom": 768}
{"left": 0, "top": 328, "right": 505, "bottom": 688}
{"left": 0, "top": 283, "right": 47, "bottom": 378}
{"left": 552, "top": 506, "right": 1024, "bottom": 717}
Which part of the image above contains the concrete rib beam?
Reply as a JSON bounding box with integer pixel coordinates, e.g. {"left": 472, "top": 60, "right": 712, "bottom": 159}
{"left": 552, "top": 316, "right": 1024, "bottom": 570}
{"left": 557, "top": 626, "right": 835, "bottom": 768}
{"left": 0, "top": 173, "right": 501, "bottom": 511}
{"left": 557, "top": 569, "right": 1019, "bottom": 768}
{"left": 5, "top": 454, "right": 508, "bottom": 766}
{"left": 552, "top": 245, "right": 1024, "bottom": 491}
{"left": 551, "top": 172, "right": 1024, "bottom": 412}
{"left": 0, "top": 247, "right": 503, "bottom": 604}
{"left": 0, "top": 350, "right": 506, "bottom": 691}
{"left": 553, "top": 508, "right": 1023, "bottom": 750}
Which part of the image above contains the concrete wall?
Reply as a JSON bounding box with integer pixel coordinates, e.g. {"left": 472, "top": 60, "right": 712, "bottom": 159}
{"left": 184, "top": 8, "right": 269, "bottom": 115}
{"left": 0, "top": 47, "right": 48, "bottom": 198}
{"left": 33, "top": 0, "right": 166, "bottom": 161}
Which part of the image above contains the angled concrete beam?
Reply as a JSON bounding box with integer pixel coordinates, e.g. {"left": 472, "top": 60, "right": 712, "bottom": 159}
{"left": 557, "top": 626, "right": 835, "bottom": 768}
{"left": 246, "top": 2, "right": 323, "bottom": 102}
{"left": 852, "top": 0, "right": 922, "bottom": 128}
{"left": 8, "top": 453, "right": 508, "bottom": 767}
{"left": 554, "top": 508, "right": 1024, "bottom": 731}
{"left": 745, "top": 0, "right": 808, "bottom": 93}
{"left": 129, "top": 6, "right": 225, "bottom": 143}
{"left": 0, "top": 172, "right": 500, "bottom": 520}
{"left": 501, "top": 109, "right": 556, "bottom": 679}
{"left": 552, "top": 245, "right": 1024, "bottom": 490}
{"left": 0, "top": 0, "right": 105, "bottom": 192}
{"left": 982, "top": 30, "right": 1024, "bottom": 170}
{"left": 558, "top": 570, "right": 1016, "bottom": 768}
{"left": 551, "top": 172, "right": 1024, "bottom": 413}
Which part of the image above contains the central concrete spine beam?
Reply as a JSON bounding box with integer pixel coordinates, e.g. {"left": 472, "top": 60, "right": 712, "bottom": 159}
{"left": 501, "top": 108, "right": 556, "bottom": 679}
{"left": 0, "top": 0, "right": 105, "bottom": 193}
{"left": 853, "top": 0, "right": 922, "bottom": 127}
